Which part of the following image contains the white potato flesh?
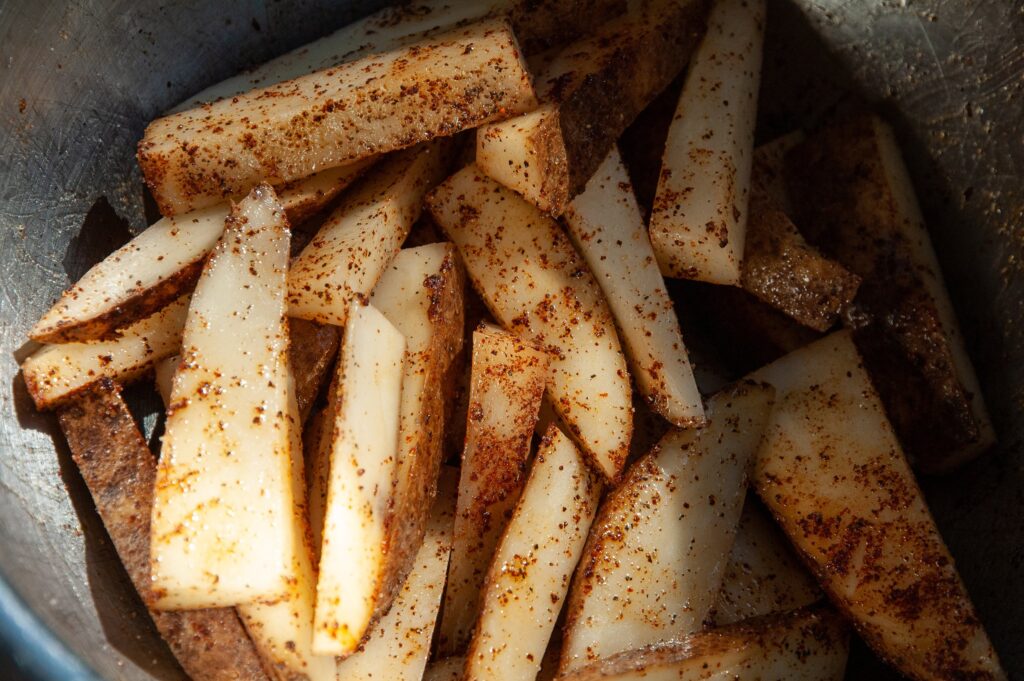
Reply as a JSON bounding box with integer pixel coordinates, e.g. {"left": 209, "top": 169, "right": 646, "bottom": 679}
{"left": 154, "top": 354, "right": 178, "bottom": 407}
{"left": 427, "top": 165, "right": 633, "bottom": 481}
{"left": 423, "top": 657, "right": 466, "bottom": 681}
{"left": 711, "top": 499, "right": 821, "bottom": 626}
{"left": 476, "top": 105, "right": 562, "bottom": 213}
{"left": 649, "top": 0, "right": 766, "bottom": 285}
{"left": 22, "top": 296, "right": 188, "bottom": 410}
{"left": 466, "top": 425, "right": 601, "bottom": 681}
{"left": 288, "top": 143, "right": 450, "bottom": 326}
{"left": 150, "top": 186, "right": 296, "bottom": 609}
{"left": 558, "top": 606, "right": 849, "bottom": 681}
{"left": 334, "top": 468, "right": 457, "bottom": 681}
{"left": 565, "top": 147, "right": 703, "bottom": 427}
{"left": 139, "top": 19, "right": 536, "bottom": 216}
{"left": 313, "top": 302, "right": 407, "bottom": 656}
{"left": 560, "top": 382, "right": 775, "bottom": 674}
{"left": 749, "top": 332, "right": 1006, "bottom": 681}
{"left": 438, "top": 325, "right": 550, "bottom": 655}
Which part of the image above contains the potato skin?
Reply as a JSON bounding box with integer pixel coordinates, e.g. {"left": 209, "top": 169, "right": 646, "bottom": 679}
{"left": 57, "top": 379, "right": 271, "bottom": 681}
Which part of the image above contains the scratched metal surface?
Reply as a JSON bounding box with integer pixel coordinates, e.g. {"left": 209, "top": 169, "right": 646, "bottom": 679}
{"left": 0, "top": 0, "right": 1021, "bottom": 679}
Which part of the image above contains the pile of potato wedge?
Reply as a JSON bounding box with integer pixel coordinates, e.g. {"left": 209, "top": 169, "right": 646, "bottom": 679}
{"left": 21, "top": 0, "right": 1006, "bottom": 679}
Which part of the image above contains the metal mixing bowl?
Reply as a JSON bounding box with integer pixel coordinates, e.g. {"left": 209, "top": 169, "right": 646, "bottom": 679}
{"left": 0, "top": 1, "right": 1021, "bottom": 678}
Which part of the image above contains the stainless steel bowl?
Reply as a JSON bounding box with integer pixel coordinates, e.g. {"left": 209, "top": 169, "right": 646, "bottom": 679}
{"left": 1, "top": 1, "right": 1021, "bottom": 678}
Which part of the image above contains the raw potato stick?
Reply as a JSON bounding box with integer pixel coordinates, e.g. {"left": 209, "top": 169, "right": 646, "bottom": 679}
{"left": 786, "top": 113, "right": 995, "bottom": 472}
{"left": 288, "top": 143, "right": 451, "bottom": 326}
{"left": 30, "top": 163, "right": 369, "bottom": 344}
{"left": 313, "top": 302, "right": 407, "bottom": 656}
{"left": 558, "top": 605, "right": 849, "bottom": 681}
{"left": 711, "top": 498, "right": 821, "bottom": 626}
{"left": 560, "top": 381, "right": 775, "bottom": 674}
{"left": 56, "top": 380, "right": 271, "bottom": 681}
{"left": 749, "top": 331, "right": 1005, "bottom": 681}
{"left": 438, "top": 325, "right": 550, "bottom": 655}
{"left": 334, "top": 469, "right": 457, "bottom": 681}
{"left": 369, "top": 243, "right": 465, "bottom": 611}
{"left": 564, "top": 147, "right": 703, "bottom": 426}
{"left": 465, "top": 425, "right": 601, "bottom": 681}
{"left": 138, "top": 18, "right": 536, "bottom": 216}
{"left": 427, "top": 165, "right": 633, "bottom": 482}
{"left": 22, "top": 295, "right": 188, "bottom": 410}
{"left": 649, "top": 0, "right": 765, "bottom": 285}
{"left": 476, "top": 0, "right": 709, "bottom": 215}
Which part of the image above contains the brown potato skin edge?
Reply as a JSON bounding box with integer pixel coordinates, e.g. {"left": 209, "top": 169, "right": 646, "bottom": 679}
{"left": 288, "top": 318, "right": 340, "bottom": 424}
{"left": 56, "top": 379, "right": 272, "bottom": 681}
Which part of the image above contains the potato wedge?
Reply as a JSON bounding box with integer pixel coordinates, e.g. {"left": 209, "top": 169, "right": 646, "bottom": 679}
{"left": 313, "top": 302, "right": 407, "bottom": 656}
{"left": 564, "top": 147, "right": 703, "bottom": 426}
{"left": 304, "top": 405, "right": 333, "bottom": 564}
{"left": 334, "top": 468, "right": 457, "bottom": 680}
{"left": 288, "top": 318, "right": 341, "bottom": 424}
{"left": 475, "top": 0, "right": 709, "bottom": 215}
{"left": 786, "top": 113, "right": 995, "bottom": 472}
{"left": 558, "top": 605, "right": 849, "bottom": 681}
{"left": 22, "top": 295, "right": 188, "bottom": 410}
{"left": 424, "top": 657, "right": 466, "bottom": 681}
{"left": 56, "top": 381, "right": 271, "bottom": 681}
{"left": 438, "top": 324, "right": 550, "bottom": 655}
{"left": 30, "top": 164, "right": 369, "bottom": 344}
{"left": 649, "top": 0, "right": 765, "bottom": 285}
{"left": 288, "top": 143, "right": 451, "bottom": 326}
{"left": 751, "top": 131, "right": 804, "bottom": 209}
{"left": 466, "top": 425, "right": 601, "bottom": 681}
{"left": 560, "top": 381, "right": 775, "bottom": 674}
{"left": 750, "top": 331, "right": 1005, "bottom": 681}
{"left": 369, "top": 243, "right": 465, "bottom": 606}
{"left": 711, "top": 498, "right": 821, "bottom": 626}
{"left": 139, "top": 18, "right": 536, "bottom": 216}
{"left": 153, "top": 355, "right": 177, "bottom": 407}
{"left": 427, "top": 166, "right": 632, "bottom": 481}
{"left": 150, "top": 186, "right": 297, "bottom": 609}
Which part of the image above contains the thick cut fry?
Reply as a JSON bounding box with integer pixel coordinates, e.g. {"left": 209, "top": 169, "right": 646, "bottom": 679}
{"left": 438, "top": 325, "right": 550, "bottom": 655}
{"left": 288, "top": 144, "right": 451, "bottom": 326}
{"left": 304, "top": 406, "right": 333, "bottom": 564}
{"left": 476, "top": 0, "right": 709, "bottom": 215}
{"left": 370, "top": 243, "right": 465, "bottom": 607}
{"left": 313, "top": 302, "right": 406, "bottom": 656}
{"left": 558, "top": 605, "right": 849, "bottom": 681}
{"left": 649, "top": 0, "right": 765, "bottom": 284}
{"left": 565, "top": 147, "right": 703, "bottom": 426}
{"left": 30, "top": 164, "right": 368, "bottom": 344}
{"left": 22, "top": 295, "right": 188, "bottom": 410}
{"left": 153, "top": 355, "right": 177, "bottom": 407}
{"left": 334, "top": 469, "right": 457, "bottom": 681}
{"left": 139, "top": 19, "right": 536, "bottom": 216}
{"left": 288, "top": 318, "right": 341, "bottom": 424}
{"left": 150, "top": 186, "right": 297, "bottom": 609}
{"left": 711, "top": 498, "right": 821, "bottom": 626}
{"left": 466, "top": 425, "right": 601, "bottom": 681}
{"left": 56, "top": 381, "right": 271, "bottom": 681}
{"left": 560, "top": 382, "right": 774, "bottom": 674}
{"left": 749, "top": 331, "right": 1005, "bottom": 681}
{"left": 786, "top": 113, "right": 995, "bottom": 472}
{"left": 427, "top": 166, "right": 632, "bottom": 481}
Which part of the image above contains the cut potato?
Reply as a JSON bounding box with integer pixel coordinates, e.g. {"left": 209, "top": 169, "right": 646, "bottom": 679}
{"left": 427, "top": 166, "right": 633, "bottom": 481}
{"left": 560, "top": 381, "right": 775, "bottom": 674}
{"left": 288, "top": 318, "right": 341, "bottom": 424}
{"left": 558, "top": 605, "right": 849, "bottom": 681}
{"left": 649, "top": 0, "right": 765, "bottom": 285}
{"left": 438, "top": 324, "right": 550, "bottom": 655}
{"left": 564, "top": 147, "right": 703, "bottom": 426}
{"left": 751, "top": 131, "right": 805, "bottom": 210}
{"left": 30, "top": 164, "right": 369, "bottom": 344}
{"left": 313, "top": 302, "right": 407, "bottom": 656}
{"left": 139, "top": 19, "right": 536, "bottom": 216}
{"left": 476, "top": 0, "right": 709, "bottom": 215}
{"left": 786, "top": 113, "right": 995, "bottom": 472}
{"left": 711, "top": 497, "right": 821, "bottom": 626}
{"left": 466, "top": 425, "right": 601, "bottom": 681}
{"left": 56, "top": 381, "right": 271, "bottom": 681}
{"left": 153, "top": 354, "right": 178, "bottom": 408}
{"left": 22, "top": 295, "right": 188, "bottom": 410}
{"left": 304, "top": 405, "right": 333, "bottom": 563}
{"left": 150, "top": 186, "right": 298, "bottom": 609}
{"left": 423, "top": 657, "right": 466, "bottom": 681}
{"left": 288, "top": 143, "right": 451, "bottom": 326}
{"left": 370, "top": 243, "right": 465, "bottom": 608}
{"left": 750, "top": 331, "right": 1005, "bottom": 681}
{"left": 334, "top": 468, "right": 457, "bottom": 681}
